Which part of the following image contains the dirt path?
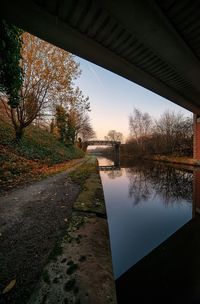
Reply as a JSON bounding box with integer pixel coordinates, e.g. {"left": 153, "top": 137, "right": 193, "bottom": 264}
{"left": 0, "top": 159, "right": 85, "bottom": 304}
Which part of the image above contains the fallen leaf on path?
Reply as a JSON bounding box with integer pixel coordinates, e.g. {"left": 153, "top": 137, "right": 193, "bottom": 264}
{"left": 2, "top": 279, "right": 16, "bottom": 294}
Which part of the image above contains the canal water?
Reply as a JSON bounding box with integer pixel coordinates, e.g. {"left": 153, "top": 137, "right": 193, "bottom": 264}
{"left": 98, "top": 156, "right": 193, "bottom": 280}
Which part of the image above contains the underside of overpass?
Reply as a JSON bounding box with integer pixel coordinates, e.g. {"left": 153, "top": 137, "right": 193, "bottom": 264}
{"left": 1, "top": 0, "right": 200, "bottom": 112}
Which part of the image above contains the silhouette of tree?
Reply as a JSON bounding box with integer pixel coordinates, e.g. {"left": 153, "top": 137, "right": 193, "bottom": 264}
{"left": 105, "top": 130, "right": 123, "bottom": 141}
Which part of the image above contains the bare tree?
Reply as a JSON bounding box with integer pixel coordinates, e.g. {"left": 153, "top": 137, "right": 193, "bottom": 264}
{"left": 154, "top": 111, "right": 193, "bottom": 155}
{"left": 126, "top": 109, "right": 193, "bottom": 156}
{"left": 105, "top": 130, "right": 123, "bottom": 141}
{"left": 129, "top": 108, "right": 152, "bottom": 152}
{"left": 77, "top": 114, "right": 96, "bottom": 141}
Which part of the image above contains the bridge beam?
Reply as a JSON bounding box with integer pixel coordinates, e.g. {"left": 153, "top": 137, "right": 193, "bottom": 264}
{"left": 188, "top": 116, "right": 200, "bottom": 216}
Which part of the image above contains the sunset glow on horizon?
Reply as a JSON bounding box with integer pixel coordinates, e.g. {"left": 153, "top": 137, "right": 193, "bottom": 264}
{"left": 75, "top": 57, "right": 192, "bottom": 141}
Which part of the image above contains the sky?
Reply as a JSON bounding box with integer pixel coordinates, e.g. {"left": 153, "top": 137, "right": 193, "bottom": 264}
{"left": 74, "top": 56, "right": 192, "bottom": 141}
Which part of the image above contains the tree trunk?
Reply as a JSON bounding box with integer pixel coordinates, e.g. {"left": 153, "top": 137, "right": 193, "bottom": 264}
{"left": 15, "top": 127, "right": 24, "bottom": 142}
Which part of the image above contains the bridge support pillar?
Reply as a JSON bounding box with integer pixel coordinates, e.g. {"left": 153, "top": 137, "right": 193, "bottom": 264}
{"left": 193, "top": 114, "right": 200, "bottom": 161}
{"left": 114, "top": 144, "right": 120, "bottom": 167}
{"left": 193, "top": 114, "right": 200, "bottom": 215}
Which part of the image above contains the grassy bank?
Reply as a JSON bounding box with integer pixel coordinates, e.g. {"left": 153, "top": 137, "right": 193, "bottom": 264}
{"left": 0, "top": 120, "right": 84, "bottom": 192}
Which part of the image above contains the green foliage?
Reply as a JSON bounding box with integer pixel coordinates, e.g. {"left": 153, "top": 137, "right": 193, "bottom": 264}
{"left": 55, "top": 105, "right": 67, "bottom": 143}
{"left": 55, "top": 87, "right": 92, "bottom": 145}
{"left": 42, "top": 270, "right": 50, "bottom": 284}
{"left": 65, "top": 111, "right": 76, "bottom": 144}
{"left": 0, "top": 120, "right": 15, "bottom": 144}
{"left": 64, "top": 279, "right": 76, "bottom": 291}
{"left": 0, "top": 19, "right": 23, "bottom": 107}
{"left": 0, "top": 145, "right": 34, "bottom": 185}
{"left": 0, "top": 120, "right": 84, "bottom": 165}
{"left": 48, "top": 239, "right": 63, "bottom": 261}
{"left": 66, "top": 262, "right": 78, "bottom": 275}
{"left": 68, "top": 160, "right": 96, "bottom": 186}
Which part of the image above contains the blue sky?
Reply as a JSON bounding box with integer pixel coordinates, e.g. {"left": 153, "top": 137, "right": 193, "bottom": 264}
{"left": 75, "top": 56, "right": 192, "bottom": 140}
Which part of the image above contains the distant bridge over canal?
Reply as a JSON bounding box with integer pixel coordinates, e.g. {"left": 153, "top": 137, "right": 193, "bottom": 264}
{"left": 85, "top": 140, "right": 121, "bottom": 147}
{"left": 85, "top": 140, "right": 121, "bottom": 166}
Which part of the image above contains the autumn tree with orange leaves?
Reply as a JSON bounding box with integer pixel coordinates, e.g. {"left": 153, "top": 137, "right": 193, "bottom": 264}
{"left": 1, "top": 32, "right": 80, "bottom": 140}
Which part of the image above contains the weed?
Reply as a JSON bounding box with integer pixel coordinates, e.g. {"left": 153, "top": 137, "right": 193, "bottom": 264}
{"left": 42, "top": 270, "right": 50, "bottom": 284}
{"left": 52, "top": 277, "right": 59, "bottom": 284}
{"left": 41, "top": 294, "right": 47, "bottom": 304}
{"left": 75, "top": 235, "right": 82, "bottom": 244}
{"left": 48, "top": 241, "right": 63, "bottom": 261}
{"left": 79, "top": 255, "right": 86, "bottom": 262}
{"left": 73, "top": 286, "right": 79, "bottom": 294}
{"left": 61, "top": 257, "right": 67, "bottom": 263}
{"left": 67, "top": 263, "right": 78, "bottom": 275}
{"left": 64, "top": 278, "right": 76, "bottom": 291}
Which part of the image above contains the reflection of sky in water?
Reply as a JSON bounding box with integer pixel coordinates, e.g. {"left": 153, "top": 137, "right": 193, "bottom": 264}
{"left": 98, "top": 157, "right": 114, "bottom": 166}
{"left": 98, "top": 157, "right": 193, "bottom": 279}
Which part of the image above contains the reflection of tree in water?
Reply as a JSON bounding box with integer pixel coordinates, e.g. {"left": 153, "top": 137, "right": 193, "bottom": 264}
{"left": 105, "top": 169, "right": 122, "bottom": 179}
{"left": 126, "top": 162, "right": 193, "bottom": 206}
{"left": 127, "top": 170, "right": 151, "bottom": 205}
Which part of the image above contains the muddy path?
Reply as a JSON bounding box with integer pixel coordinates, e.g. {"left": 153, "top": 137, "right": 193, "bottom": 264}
{"left": 0, "top": 159, "right": 85, "bottom": 304}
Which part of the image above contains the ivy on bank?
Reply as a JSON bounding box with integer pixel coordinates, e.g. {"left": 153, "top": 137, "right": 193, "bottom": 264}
{"left": 0, "top": 19, "right": 23, "bottom": 107}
